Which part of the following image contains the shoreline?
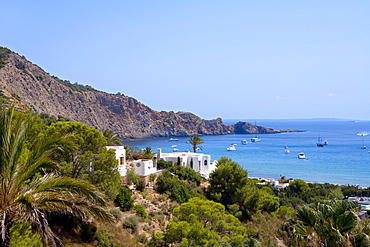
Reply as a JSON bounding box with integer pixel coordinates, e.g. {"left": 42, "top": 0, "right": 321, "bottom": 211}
{"left": 249, "top": 176, "right": 367, "bottom": 189}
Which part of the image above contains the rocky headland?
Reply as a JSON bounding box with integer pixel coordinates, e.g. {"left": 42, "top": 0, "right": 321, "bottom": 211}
{"left": 0, "top": 47, "right": 299, "bottom": 139}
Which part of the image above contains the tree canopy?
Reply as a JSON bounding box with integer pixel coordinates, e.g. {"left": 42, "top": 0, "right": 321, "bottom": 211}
{"left": 0, "top": 107, "right": 113, "bottom": 246}
{"left": 164, "top": 197, "right": 248, "bottom": 246}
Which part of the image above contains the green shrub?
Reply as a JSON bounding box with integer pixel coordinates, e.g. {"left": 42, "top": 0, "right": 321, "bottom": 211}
{"left": 155, "top": 170, "right": 202, "bottom": 203}
{"left": 168, "top": 165, "right": 202, "bottom": 186}
{"left": 110, "top": 208, "right": 123, "bottom": 221}
{"left": 10, "top": 220, "right": 42, "bottom": 247}
{"left": 152, "top": 214, "right": 165, "bottom": 222}
{"left": 123, "top": 216, "right": 139, "bottom": 233}
{"left": 136, "top": 234, "right": 148, "bottom": 244}
{"left": 150, "top": 173, "right": 157, "bottom": 182}
{"left": 157, "top": 159, "right": 173, "bottom": 169}
{"left": 134, "top": 204, "right": 147, "bottom": 218}
{"left": 114, "top": 186, "right": 134, "bottom": 212}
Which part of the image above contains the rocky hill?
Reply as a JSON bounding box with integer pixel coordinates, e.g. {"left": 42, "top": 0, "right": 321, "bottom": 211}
{"left": 0, "top": 47, "right": 296, "bottom": 138}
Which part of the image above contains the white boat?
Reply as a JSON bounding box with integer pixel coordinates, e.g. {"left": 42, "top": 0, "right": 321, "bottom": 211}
{"left": 241, "top": 139, "right": 248, "bottom": 145}
{"left": 298, "top": 153, "right": 306, "bottom": 159}
{"left": 168, "top": 138, "right": 179, "bottom": 141}
{"left": 171, "top": 145, "right": 177, "bottom": 148}
{"left": 227, "top": 144, "right": 236, "bottom": 151}
{"left": 172, "top": 148, "right": 178, "bottom": 152}
{"left": 285, "top": 149, "right": 290, "bottom": 154}
{"left": 324, "top": 140, "right": 328, "bottom": 145}
{"left": 250, "top": 137, "right": 261, "bottom": 142}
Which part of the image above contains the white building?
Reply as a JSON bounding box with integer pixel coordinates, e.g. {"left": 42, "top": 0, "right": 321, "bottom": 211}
{"left": 106, "top": 146, "right": 217, "bottom": 179}
{"left": 127, "top": 159, "right": 157, "bottom": 177}
{"left": 156, "top": 148, "right": 217, "bottom": 179}
{"left": 106, "top": 146, "right": 127, "bottom": 176}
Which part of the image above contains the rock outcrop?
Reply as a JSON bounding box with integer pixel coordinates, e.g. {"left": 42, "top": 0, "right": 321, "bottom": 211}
{"left": 0, "top": 47, "right": 297, "bottom": 138}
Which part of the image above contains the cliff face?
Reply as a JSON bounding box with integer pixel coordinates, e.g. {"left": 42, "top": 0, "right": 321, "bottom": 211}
{"left": 0, "top": 48, "right": 288, "bottom": 138}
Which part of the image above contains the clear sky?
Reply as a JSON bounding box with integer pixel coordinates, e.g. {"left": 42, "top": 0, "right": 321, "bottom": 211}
{"left": 2, "top": 1, "right": 370, "bottom": 120}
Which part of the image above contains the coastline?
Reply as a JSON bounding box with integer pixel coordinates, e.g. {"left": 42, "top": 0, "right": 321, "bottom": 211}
{"left": 249, "top": 177, "right": 367, "bottom": 189}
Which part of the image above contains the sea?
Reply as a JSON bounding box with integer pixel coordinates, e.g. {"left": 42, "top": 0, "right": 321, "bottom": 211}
{"left": 122, "top": 119, "right": 370, "bottom": 188}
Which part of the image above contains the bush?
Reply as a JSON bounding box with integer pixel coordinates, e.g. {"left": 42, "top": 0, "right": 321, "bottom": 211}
{"left": 123, "top": 216, "right": 139, "bottom": 233}
{"left": 168, "top": 166, "right": 202, "bottom": 186}
{"left": 157, "top": 159, "right": 173, "bottom": 169}
{"left": 136, "top": 234, "right": 148, "bottom": 244}
{"left": 134, "top": 204, "right": 147, "bottom": 218}
{"left": 155, "top": 171, "right": 202, "bottom": 203}
{"left": 115, "top": 186, "right": 134, "bottom": 212}
{"left": 110, "top": 208, "right": 122, "bottom": 221}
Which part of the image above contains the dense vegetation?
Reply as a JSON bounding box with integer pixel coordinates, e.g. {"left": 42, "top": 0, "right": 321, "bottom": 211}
{"left": 1, "top": 106, "right": 370, "bottom": 246}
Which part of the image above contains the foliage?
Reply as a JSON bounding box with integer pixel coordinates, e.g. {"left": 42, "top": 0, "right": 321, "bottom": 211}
{"left": 293, "top": 200, "right": 364, "bottom": 247}
{"left": 148, "top": 233, "right": 166, "bottom": 247}
{"left": 168, "top": 165, "right": 202, "bottom": 186}
{"left": 207, "top": 158, "right": 279, "bottom": 220}
{"left": 188, "top": 135, "right": 204, "bottom": 153}
{"left": 52, "top": 75, "right": 96, "bottom": 92}
{"left": 157, "top": 159, "right": 173, "bottom": 169}
{"left": 103, "top": 129, "right": 122, "bottom": 146}
{"left": 46, "top": 121, "right": 107, "bottom": 156}
{"left": 109, "top": 208, "right": 123, "bottom": 221}
{"left": 127, "top": 169, "right": 145, "bottom": 191}
{"left": 134, "top": 204, "right": 147, "bottom": 218}
{"left": 124, "top": 145, "right": 141, "bottom": 160}
{"left": 10, "top": 220, "right": 42, "bottom": 247}
{"left": 123, "top": 216, "right": 139, "bottom": 233}
{"left": 115, "top": 186, "right": 134, "bottom": 212}
{"left": 0, "top": 46, "right": 11, "bottom": 69}
{"left": 45, "top": 122, "right": 122, "bottom": 200}
{"left": 156, "top": 170, "right": 202, "bottom": 203}
{"left": 280, "top": 181, "right": 347, "bottom": 208}
{"left": 164, "top": 197, "right": 248, "bottom": 246}
{"left": 142, "top": 146, "right": 154, "bottom": 159}
{"left": 0, "top": 107, "right": 113, "bottom": 246}
{"left": 38, "top": 113, "right": 58, "bottom": 125}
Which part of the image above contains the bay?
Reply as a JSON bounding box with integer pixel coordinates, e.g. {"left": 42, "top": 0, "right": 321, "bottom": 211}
{"left": 122, "top": 119, "right": 370, "bottom": 187}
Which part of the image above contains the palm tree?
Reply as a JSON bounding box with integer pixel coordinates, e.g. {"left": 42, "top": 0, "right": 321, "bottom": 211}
{"left": 188, "top": 135, "right": 204, "bottom": 153}
{"left": 103, "top": 129, "right": 122, "bottom": 146}
{"left": 295, "top": 200, "right": 361, "bottom": 246}
{"left": 0, "top": 107, "right": 113, "bottom": 246}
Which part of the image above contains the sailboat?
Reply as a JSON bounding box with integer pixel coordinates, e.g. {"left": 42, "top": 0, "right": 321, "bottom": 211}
{"left": 357, "top": 133, "right": 368, "bottom": 149}
{"left": 316, "top": 136, "right": 324, "bottom": 147}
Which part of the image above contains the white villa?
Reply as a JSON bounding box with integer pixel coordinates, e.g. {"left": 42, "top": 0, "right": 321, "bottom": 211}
{"left": 156, "top": 148, "right": 217, "bottom": 179}
{"left": 106, "top": 146, "right": 217, "bottom": 180}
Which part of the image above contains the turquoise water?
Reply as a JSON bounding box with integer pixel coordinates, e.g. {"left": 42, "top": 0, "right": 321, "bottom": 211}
{"left": 122, "top": 120, "right": 370, "bottom": 187}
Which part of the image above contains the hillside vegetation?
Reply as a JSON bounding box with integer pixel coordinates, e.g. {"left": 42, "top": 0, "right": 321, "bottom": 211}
{"left": 1, "top": 107, "right": 369, "bottom": 246}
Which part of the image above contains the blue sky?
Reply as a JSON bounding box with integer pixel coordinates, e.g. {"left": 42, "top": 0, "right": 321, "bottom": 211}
{"left": 2, "top": 1, "right": 370, "bottom": 120}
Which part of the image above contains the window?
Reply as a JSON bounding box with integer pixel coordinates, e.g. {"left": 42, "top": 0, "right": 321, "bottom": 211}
{"left": 120, "top": 156, "right": 124, "bottom": 165}
{"left": 136, "top": 163, "right": 141, "bottom": 167}
{"left": 204, "top": 160, "right": 208, "bottom": 166}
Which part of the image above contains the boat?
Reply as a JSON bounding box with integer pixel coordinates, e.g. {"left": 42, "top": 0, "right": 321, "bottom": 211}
{"left": 250, "top": 136, "right": 261, "bottom": 142}
{"left": 324, "top": 140, "right": 329, "bottom": 145}
{"left": 241, "top": 139, "right": 248, "bottom": 145}
{"left": 285, "top": 149, "right": 290, "bottom": 154}
{"left": 171, "top": 145, "right": 177, "bottom": 148}
{"left": 298, "top": 153, "right": 306, "bottom": 159}
{"left": 168, "top": 138, "right": 179, "bottom": 141}
{"left": 172, "top": 148, "right": 178, "bottom": 152}
{"left": 358, "top": 133, "right": 368, "bottom": 149}
{"left": 226, "top": 144, "right": 236, "bottom": 151}
{"left": 316, "top": 136, "right": 324, "bottom": 147}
